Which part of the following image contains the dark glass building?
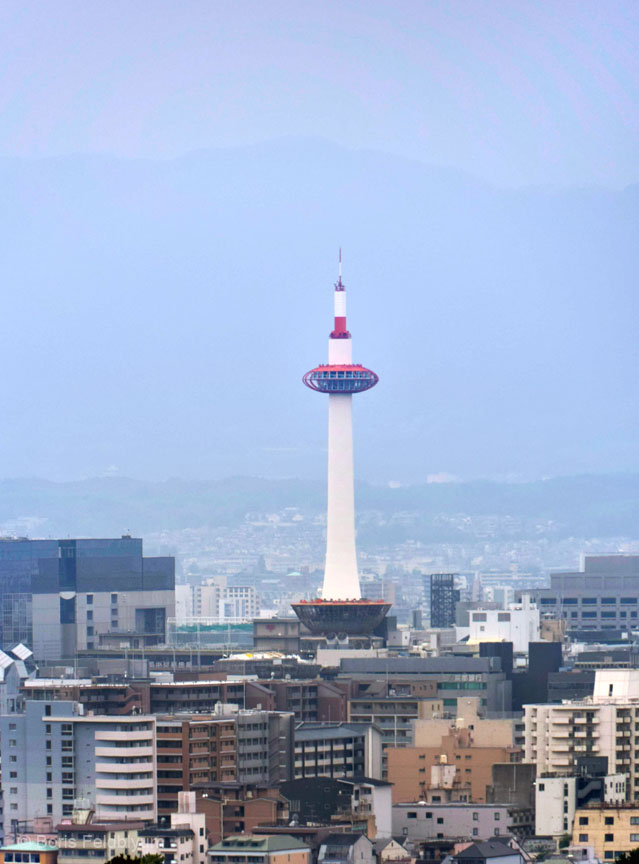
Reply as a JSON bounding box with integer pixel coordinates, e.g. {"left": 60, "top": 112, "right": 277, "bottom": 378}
{"left": 0, "top": 536, "right": 174, "bottom": 659}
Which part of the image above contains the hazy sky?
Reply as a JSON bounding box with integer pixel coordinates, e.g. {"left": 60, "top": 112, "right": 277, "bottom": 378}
{"left": 1, "top": 0, "right": 638, "bottom": 187}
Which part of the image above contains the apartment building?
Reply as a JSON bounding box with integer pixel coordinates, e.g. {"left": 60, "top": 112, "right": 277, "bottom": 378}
{"left": 156, "top": 709, "right": 294, "bottom": 817}
{"left": 524, "top": 670, "right": 639, "bottom": 799}
{"left": 571, "top": 804, "right": 639, "bottom": 860}
{"left": 0, "top": 700, "right": 157, "bottom": 839}
{"left": 294, "top": 722, "right": 383, "bottom": 780}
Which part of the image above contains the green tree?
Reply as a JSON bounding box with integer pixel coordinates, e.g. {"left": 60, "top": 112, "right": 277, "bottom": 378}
{"left": 615, "top": 851, "right": 639, "bottom": 864}
{"left": 106, "top": 855, "right": 164, "bottom": 864}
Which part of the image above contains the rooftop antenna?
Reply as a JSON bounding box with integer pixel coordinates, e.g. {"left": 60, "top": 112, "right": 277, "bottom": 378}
{"left": 336, "top": 248, "right": 344, "bottom": 290}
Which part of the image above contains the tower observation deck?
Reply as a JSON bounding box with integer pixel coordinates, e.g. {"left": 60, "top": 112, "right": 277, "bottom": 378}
{"left": 292, "top": 256, "right": 390, "bottom": 637}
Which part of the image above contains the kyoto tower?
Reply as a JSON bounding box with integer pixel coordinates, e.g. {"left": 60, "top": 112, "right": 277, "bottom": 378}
{"left": 292, "top": 255, "right": 390, "bottom": 637}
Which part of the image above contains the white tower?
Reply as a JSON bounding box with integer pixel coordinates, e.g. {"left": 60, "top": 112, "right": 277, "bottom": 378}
{"left": 302, "top": 254, "right": 378, "bottom": 601}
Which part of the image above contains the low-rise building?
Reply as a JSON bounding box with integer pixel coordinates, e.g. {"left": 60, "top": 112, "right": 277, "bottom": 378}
{"left": 317, "top": 834, "right": 375, "bottom": 864}
{"left": 209, "top": 835, "right": 311, "bottom": 864}
{"left": 451, "top": 841, "right": 525, "bottom": 864}
{"left": 392, "top": 802, "right": 533, "bottom": 842}
{"left": 0, "top": 843, "right": 57, "bottom": 864}
{"left": 56, "top": 815, "right": 145, "bottom": 864}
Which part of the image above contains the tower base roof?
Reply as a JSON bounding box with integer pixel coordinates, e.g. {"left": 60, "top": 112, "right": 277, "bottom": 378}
{"left": 291, "top": 598, "right": 390, "bottom": 636}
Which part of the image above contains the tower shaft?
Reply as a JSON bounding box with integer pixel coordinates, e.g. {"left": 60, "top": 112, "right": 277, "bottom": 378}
{"left": 324, "top": 392, "right": 360, "bottom": 600}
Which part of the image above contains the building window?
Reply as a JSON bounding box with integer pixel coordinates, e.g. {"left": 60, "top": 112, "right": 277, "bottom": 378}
{"left": 407, "top": 813, "right": 417, "bottom": 819}
{"left": 605, "top": 817, "right": 614, "bottom": 825}
{"left": 472, "top": 829, "right": 478, "bottom": 837}
{"left": 579, "top": 835, "right": 589, "bottom": 842}
{"left": 631, "top": 835, "right": 639, "bottom": 842}
{"left": 494, "top": 813, "right": 500, "bottom": 821}
{"left": 87, "top": 594, "right": 93, "bottom": 605}
{"left": 87, "top": 610, "right": 93, "bottom": 621}
{"left": 473, "top": 813, "right": 479, "bottom": 821}
{"left": 44, "top": 704, "right": 51, "bottom": 716}
{"left": 539, "top": 783, "right": 545, "bottom": 791}
{"left": 579, "top": 817, "right": 589, "bottom": 826}
{"left": 605, "top": 834, "right": 614, "bottom": 842}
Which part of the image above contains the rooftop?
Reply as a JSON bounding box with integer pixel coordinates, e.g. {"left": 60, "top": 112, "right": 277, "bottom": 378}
{"left": 455, "top": 842, "right": 518, "bottom": 860}
{"left": 321, "top": 834, "right": 369, "bottom": 847}
{"left": 211, "top": 835, "right": 309, "bottom": 853}
{"left": 1, "top": 844, "right": 58, "bottom": 853}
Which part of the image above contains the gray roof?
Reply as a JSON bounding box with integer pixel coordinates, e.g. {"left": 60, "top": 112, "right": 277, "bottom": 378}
{"left": 321, "top": 834, "right": 370, "bottom": 848}
{"left": 338, "top": 776, "right": 392, "bottom": 787}
{"left": 339, "top": 657, "right": 500, "bottom": 674}
{"left": 455, "top": 842, "right": 517, "bottom": 860}
{"left": 211, "top": 835, "right": 309, "bottom": 853}
{"left": 295, "top": 723, "right": 373, "bottom": 741}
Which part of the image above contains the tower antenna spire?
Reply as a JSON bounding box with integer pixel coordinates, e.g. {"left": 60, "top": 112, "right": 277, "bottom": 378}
{"left": 337, "top": 248, "right": 343, "bottom": 289}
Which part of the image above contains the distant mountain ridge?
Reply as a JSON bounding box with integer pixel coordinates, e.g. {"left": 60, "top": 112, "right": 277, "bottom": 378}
{"left": 0, "top": 138, "right": 637, "bottom": 481}
{"left": 0, "top": 473, "right": 637, "bottom": 540}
